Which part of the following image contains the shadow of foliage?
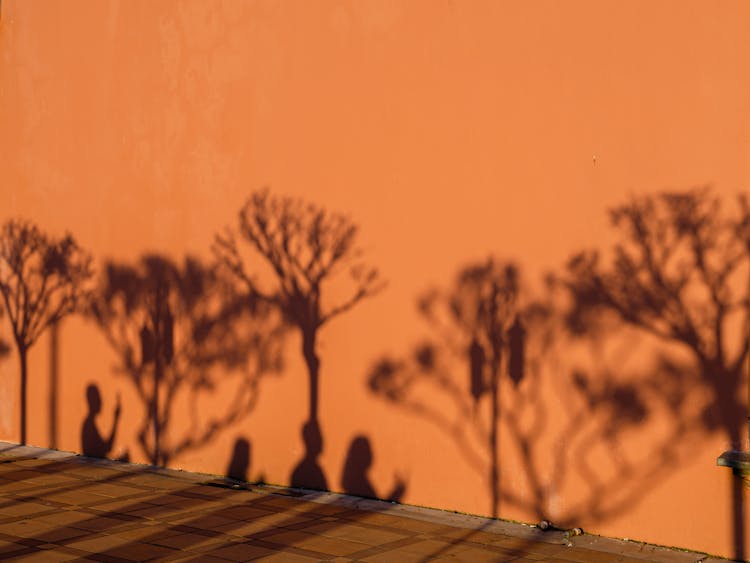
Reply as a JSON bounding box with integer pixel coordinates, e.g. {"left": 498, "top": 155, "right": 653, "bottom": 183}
{"left": 562, "top": 187, "right": 749, "bottom": 559}
{"left": 90, "top": 253, "right": 288, "bottom": 466}
{"left": 214, "top": 189, "right": 385, "bottom": 491}
{"left": 369, "top": 258, "right": 529, "bottom": 517}
{"left": 368, "top": 255, "right": 702, "bottom": 526}
{"left": 214, "top": 189, "right": 385, "bottom": 426}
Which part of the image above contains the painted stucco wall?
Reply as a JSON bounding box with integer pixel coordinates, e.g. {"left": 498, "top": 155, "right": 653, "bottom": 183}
{"left": 1, "top": 1, "right": 749, "bottom": 558}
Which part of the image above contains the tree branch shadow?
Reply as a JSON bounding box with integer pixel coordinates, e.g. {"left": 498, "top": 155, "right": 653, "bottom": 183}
{"left": 368, "top": 192, "right": 736, "bottom": 536}
{"left": 89, "top": 253, "right": 288, "bottom": 467}
{"left": 562, "top": 187, "right": 749, "bottom": 559}
{"left": 214, "top": 189, "right": 384, "bottom": 491}
{"left": 0, "top": 219, "right": 93, "bottom": 445}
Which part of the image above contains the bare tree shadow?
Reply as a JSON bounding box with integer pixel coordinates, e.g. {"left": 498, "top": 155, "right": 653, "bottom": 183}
{"left": 214, "top": 189, "right": 385, "bottom": 490}
{"left": 0, "top": 219, "right": 93, "bottom": 445}
{"left": 368, "top": 255, "right": 703, "bottom": 529}
{"left": 89, "top": 253, "right": 288, "bottom": 467}
{"left": 341, "top": 435, "right": 407, "bottom": 502}
{"left": 562, "top": 188, "right": 750, "bottom": 560}
{"left": 368, "top": 259, "right": 529, "bottom": 518}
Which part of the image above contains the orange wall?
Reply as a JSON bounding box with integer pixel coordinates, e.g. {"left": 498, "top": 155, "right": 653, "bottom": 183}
{"left": 2, "top": 1, "right": 750, "bottom": 558}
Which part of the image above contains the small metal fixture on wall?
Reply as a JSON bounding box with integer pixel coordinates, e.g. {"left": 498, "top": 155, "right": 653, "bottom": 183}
{"left": 717, "top": 450, "right": 750, "bottom": 478}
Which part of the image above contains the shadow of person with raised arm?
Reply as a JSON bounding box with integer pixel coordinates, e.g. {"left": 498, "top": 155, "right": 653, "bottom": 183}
{"left": 290, "top": 420, "right": 328, "bottom": 491}
{"left": 226, "top": 437, "right": 251, "bottom": 481}
{"left": 81, "top": 383, "right": 123, "bottom": 459}
{"left": 341, "top": 435, "right": 406, "bottom": 502}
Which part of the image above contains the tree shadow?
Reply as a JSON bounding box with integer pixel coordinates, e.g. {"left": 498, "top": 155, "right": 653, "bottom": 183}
{"left": 89, "top": 253, "right": 288, "bottom": 467}
{"left": 369, "top": 259, "right": 531, "bottom": 518}
{"left": 562, "top": 188, "right": 750, "bottom": 560}
{"left": 368, "top": 254, "right": 704, "bottom": 528}
{"left": 0, "top": 219, "right": 93, "bottom": 444}
{"left": 215, "top": 189, "right": 385, "bottom": 490}
{"left": 341, "top": 435, "right": 406, "bottom": 502}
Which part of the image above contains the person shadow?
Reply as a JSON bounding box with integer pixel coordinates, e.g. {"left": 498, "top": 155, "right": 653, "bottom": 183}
{"left": 226, "top": 437, "right": 251, "bottom": 481}
{"left": 341, "top": 435, "right": 406, "bottom": 502}
{"left": 290, "top": 420, "right": 328, "bottom": 491}
{"left": 81, "top": 383, "right": 127, "bottom": 460}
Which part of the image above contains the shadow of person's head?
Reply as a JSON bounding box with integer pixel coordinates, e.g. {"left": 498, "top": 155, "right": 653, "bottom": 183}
{"left": 291, "top": 420, "right": 328, "bottom": 490}
{"left": 341, "top": 435, "right": 377, "bottom": 498}
{"left": 82, "top": 382, "right": 121, "bottom": 459}
{"left": 86, "top": 383, "right": 102, "bottom": 416}
{"left": 226, "top": 437, "right": 251, "bottom": 481}
{"left": 344, "top": 435, "right": 372, "bottom": 473}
